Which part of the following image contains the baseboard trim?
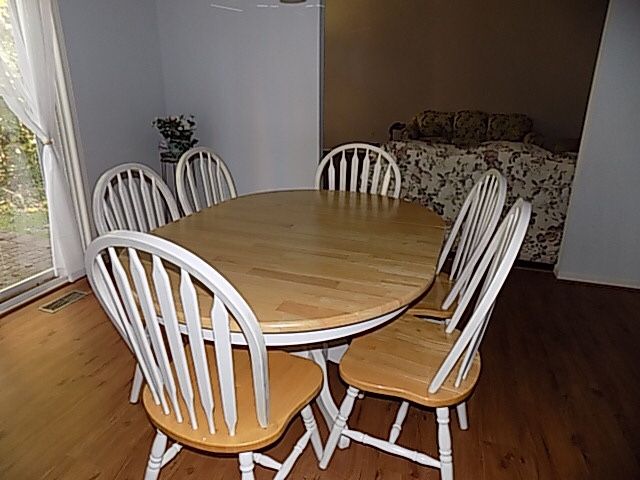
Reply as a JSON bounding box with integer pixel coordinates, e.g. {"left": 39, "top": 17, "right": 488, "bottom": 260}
{"left": 515, "top": 259, "right": 554, "bottom": 271}
{"left": 0, "top": 277, "right": 70, "bottom": 317}
{"left": 554, "top": 271, "right": 640, "bottom": 290}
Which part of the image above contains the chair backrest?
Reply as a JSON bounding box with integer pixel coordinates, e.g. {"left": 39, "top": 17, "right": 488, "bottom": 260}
{"left": 176, "top": 147, "right": 238, "bottom": 215}
{"left": 315, "top": 143, "right": 402, "bottom": 198}
{"left": 428, "top": 198, "right": 531, "bottom": 394}
{"left": 438, "top": 169, "right": 507, "bottom": 282}
{"left": 92, "top": 163, "right": 180, "bottom": 235}
{"left": 85, "top": 231, "right": 269, "bottom": 435}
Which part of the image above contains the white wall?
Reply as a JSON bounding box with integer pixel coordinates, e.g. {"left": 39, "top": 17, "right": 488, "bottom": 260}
{"left": 556, "top": 0, "right": 640, "bottom": 288}
{"left": 155, "top": 0, "right": 323, "bottom": 194}
{"left": 57, "top": 0, "right": 166, "bottom": 198}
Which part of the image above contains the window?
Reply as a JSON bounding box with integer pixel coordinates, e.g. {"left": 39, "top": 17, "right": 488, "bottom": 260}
{"left": 0, "top": 2, "right": 55, "bottom": 302}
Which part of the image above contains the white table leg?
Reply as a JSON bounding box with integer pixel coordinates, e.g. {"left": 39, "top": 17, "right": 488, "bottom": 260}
{"left": 307, "top": 348, "right": 351, "bottom": 449}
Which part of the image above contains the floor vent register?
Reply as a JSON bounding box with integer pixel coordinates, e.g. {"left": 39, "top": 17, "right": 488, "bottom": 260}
{"left": 39, "top": 290, "right": 89, "bottom": 314}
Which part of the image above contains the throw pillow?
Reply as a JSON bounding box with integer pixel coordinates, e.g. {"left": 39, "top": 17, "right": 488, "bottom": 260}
{"left": 487, "top": 113, "right": 533, "bottom": 141}
{"left": 412, "top": 110, "right": 454, "bottom": 141}
{"left": 453, "top": 110, "right": 488, "bottom": 143}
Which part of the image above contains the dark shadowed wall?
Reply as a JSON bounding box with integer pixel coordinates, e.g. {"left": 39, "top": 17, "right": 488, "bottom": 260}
{"left": 323, "top": 0, "right": 608, "bottom": 148}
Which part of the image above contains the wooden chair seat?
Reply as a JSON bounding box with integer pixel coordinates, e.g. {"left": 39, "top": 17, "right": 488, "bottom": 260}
{"left": 143, "top": 346, "right": 322, "bottom": 454}
{"left": 407, "top": 272, "right": 456, "bottom": 319}
{"left": 339, "top": 314, "right": 480, "bottom": 408}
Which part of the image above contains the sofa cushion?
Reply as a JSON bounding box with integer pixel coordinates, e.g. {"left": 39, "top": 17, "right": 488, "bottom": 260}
{"left": 453, "top": 110, "right": 488, "bottom": 142}
{"left": 487, "top": 113, "right": 532, "bottom": 141}
{"left": 410, "top": 110, "right": 454, "bottom": 141}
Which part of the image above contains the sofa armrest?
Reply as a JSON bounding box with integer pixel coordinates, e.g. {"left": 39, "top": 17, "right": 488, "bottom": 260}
{"left": 389, "top": 122, "right": 407, "bottom": 141}
{"left": 523, "top": 131, "right": 544, "bottom": 147}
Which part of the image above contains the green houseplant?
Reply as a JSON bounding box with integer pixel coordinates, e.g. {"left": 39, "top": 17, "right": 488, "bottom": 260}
{"left": 152, "top": 115, "right": 198, "bottom": 163}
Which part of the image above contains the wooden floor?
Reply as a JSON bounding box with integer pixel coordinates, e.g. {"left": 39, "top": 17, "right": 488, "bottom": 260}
{"left": 1, "top": 268, "right": 639, "bottom": 479}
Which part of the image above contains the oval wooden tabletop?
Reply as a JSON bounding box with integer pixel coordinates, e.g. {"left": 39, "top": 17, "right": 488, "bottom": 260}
{"left": 151, "top": 190, "right": 445, "bottom": 334}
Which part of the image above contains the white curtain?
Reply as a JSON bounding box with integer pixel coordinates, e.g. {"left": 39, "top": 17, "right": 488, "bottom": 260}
{"left": 0, "top": 0, "right": 84, "bottom": 281}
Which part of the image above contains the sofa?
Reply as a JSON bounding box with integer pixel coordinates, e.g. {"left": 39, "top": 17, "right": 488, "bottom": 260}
{"left": 383, "top": 110, "right": 577, "bottom": 264}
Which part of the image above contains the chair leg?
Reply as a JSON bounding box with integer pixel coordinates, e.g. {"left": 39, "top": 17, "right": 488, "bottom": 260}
{"left": 144, "top": 430, "right": 168, "bottom": 480}
{"left": 238, "top": 452, "right": 255, "bottom": 480}
{"left": 388, "top": 401, "right": 410, "bottom": 443}
{"left": 130, "top": 364, "right": 144, "bottom": 403}
{"left": 436, "top": 407, "right": 453, "bottom": 480}
{"left": 319, "top": 386, "right": 359, "bottom": 469}
{"left": 456, "top": 402, "right": 469, "bottom": 430}
{"left": 301, "top": 405, "right": 323, "bottom": 461}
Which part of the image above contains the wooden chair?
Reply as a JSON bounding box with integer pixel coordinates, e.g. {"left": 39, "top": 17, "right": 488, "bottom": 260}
{"left": 92, "top": 163, "right": 181, "bottom": 404}
{"left": 315, "top": 143, "right": 401, "bottom": 198}
{"left": 85, "top": 231, "right": 324, "bottom": 480}
{"left": 409, "top": 169, "right": 506, "bottom": 320}
{"left": 176, "top": 147, "right": 238, "bottom": 215}
{"left": 92, "top": 163, "right": 180, "bottom": 235}
{"left": 319, "top": 199, "right": 531, "bottom": 480}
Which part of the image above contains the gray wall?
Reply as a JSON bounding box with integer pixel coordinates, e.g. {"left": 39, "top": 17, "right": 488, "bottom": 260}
{"left": 556, "top": 0, "right": 640, "bottom": 287}
{"left": 59, "top": 0, "right": 322, "bottom": 200}
{"left": 57, "top": 0, "right": 166, "bottom": 199}
{"left": 155, "top": 0, "right": 323, "bottom": 194}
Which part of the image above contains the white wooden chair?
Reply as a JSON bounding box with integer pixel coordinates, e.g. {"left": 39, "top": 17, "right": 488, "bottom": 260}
{"left": 315, "top": 143, "right": 401, "bottom": 198}
{"left": 408, "top": 171, "right": 504, "bottom": 437}
{"left": 85, "top": 231, "right": 324, "bottom": 480}
{"left": 319, "top": 199, "right": 531, "bottom": 480}
{"left": 176, "top": 147, "right": 237, "bottom": 215}
{"left": 92, "top": 163, "right": 180, "bottom": 235}
{"left": 408, "top": 169, "right": 507, "bottom": 320}
{"left": 92, "top": 163, "right": 181, "bottom": 405}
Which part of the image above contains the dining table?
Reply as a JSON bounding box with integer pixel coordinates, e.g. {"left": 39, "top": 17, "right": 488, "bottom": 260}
{"left": 150, "top": 189, "right": 446, "bottom": 446}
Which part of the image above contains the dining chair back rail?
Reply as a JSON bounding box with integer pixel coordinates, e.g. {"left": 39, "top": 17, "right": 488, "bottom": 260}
{"left": 86, "top": 231, "right": 269, "bottom": 434}
{"left": 176, "top": 147, "right": 237, "bottom": 215}
{"left": 439, "top": 169, "right": 507, "bottom": 281}
{"left": 433, "top": 198, "right": 530, "bottom": 391}
{"left": 407, "top": 169, "right": 505, "bottom": 321}
{"left": 93, "top": 163, "right": 180, "bottom": 235}
{"left": 315, "top": 143, "right": 401, "bottom": 198}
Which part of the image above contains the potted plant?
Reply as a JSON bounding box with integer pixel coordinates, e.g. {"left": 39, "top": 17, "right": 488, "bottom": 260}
{"left": 152, "top": 115, "right": 198, "bottom": 163}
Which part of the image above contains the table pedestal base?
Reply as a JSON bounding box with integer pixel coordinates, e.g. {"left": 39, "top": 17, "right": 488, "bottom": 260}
{"left": 281, "top": 309, "right": 406, "bottom": 450}
{"left": 308, "top": 348, "right": 352, "bottom": 449}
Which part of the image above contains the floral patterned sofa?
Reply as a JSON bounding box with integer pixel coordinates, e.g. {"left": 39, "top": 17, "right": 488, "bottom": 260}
{"left": 383, "top": 110, "right": 577, "bottom": 264}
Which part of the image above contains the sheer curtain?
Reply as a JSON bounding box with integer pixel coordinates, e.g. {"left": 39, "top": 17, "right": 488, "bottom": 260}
{"left": 0, "top": 0, "right": 84, "bottom": 281}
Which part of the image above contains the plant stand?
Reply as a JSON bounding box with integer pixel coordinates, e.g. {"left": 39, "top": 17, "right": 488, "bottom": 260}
{"left": 160, "top": 156, "right": 178, "bottom": 195}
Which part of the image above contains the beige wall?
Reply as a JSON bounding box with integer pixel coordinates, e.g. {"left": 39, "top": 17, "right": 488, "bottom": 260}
{"left": 323, "top": 0, "right": 608, "bottom": 148}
